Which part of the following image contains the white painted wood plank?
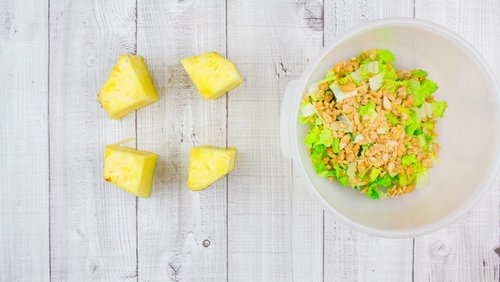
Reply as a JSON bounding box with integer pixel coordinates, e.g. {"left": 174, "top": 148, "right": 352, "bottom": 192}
{"left": 227, "top": 0, "right": 323, "bottom": 281}
{"left": 413, "top": 1, "right": 500, "bottom": 281}
{"left": 291, "top": 171, "right": 324, "bottom": 282}
{"left": 0, "top": 0, "right": 49, "bottom": 281}
{"left": 49, "top": 1, "right": 138, "bottom": 280}
{"left": 136, "top": 0, "right": 227, "bottom": 281}
{"left": 288, "top": 1, "right": 325, "bottom": 279}
{"left": 323, "top": 1, "right": 415, "bottom": 281}
{"left": 289, "top": 1, "right": 325, "bottom": 281}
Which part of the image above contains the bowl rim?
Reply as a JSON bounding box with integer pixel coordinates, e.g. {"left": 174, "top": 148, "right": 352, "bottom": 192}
{"left": 292, "top": 17, "right": 500, "bottom": 238}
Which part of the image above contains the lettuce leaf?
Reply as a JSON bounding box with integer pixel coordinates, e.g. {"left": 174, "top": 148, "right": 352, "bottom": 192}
{"left": 397, "top": 105, "right": 410, "bottom": 114}
{"left": 412, "top": 69, "right": 428, "bottom": 78}
{"left": 366, "top": 185, "right": 381, "bottom": 199}
{"left": 385, "top": 112, "right": 400, "bottom": 125}
{"left": 398, "top": 174, "right": 409, "bottom": 186}
{"left": 331, "top": 138, "right": 340, "bottom": 154}
{"left": 419, "top": 79, "right": 438, "bottom": 96}
{"left": 299, "top": 101, "right": 316, "bottom": 117}
{"left": 383, "top": 79, "right": 408, "bottom": 92}
{"left": 361, "top": 143, "right": 373, "bottom": 155}
{"left": 358, "top": 101, "right": 377, "bottom": 118}
{"left": 369, "top": 168, "right": 382, "bottom": 182}
{"left": 418, "top": 133, "right": 434, "bottom": 151}
{"left": 305, "top": 126, "right": 320, "bottom": 148}
{"left": 299, "top": 115, "right": 311, "bottom": 124}
{"left": 432, "top": 100, "right": 447, "bottom": 118}
{"left": 338, "top": 175, "right": 351, "bottom": 186}
{"left": 317, "top": 72, "right": 337, "bottom": 85}
{"left": 377, "top": 173, "right": 393, "bottom": 188}
{"left": 401, "top": 154, "right": 417, "bottom": 166}
{"left": 314, "top": 116, "right": 323, "bottom": 126}
{"left": 306, "top": 127, "right": 338, "bottom": 152}
{"left": 318, "top": 128, "right": 334, "bottom": 147}
{"left": 333, "top": 163, "right": 343, "bottom": 178}
{"left": 376, "top": 49, "right": 396, "bottom": 63}
{"left": 310, "top": 144, "right": 335, "bottom": 177}
{"left": 407, "top": 79, "right": 420, "bottom": 94}
{"left": 308, "top": 72, "right": 337, "bottom": 95}
{"left": 379, "top": 62, "right": 398, "bottom": 81}
{"left": 333, "top": 163, "right": 350, "bottom": 186}
{"left": 404, "top": 110, "right": 420, "bottom": 136}
{"left": 409, "top": 79, "right": 438, "bottom": 107}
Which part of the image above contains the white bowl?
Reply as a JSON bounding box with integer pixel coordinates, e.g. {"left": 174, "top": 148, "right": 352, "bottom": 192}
{"left": 280, "top": 18, "right": 500, "bottom": 237}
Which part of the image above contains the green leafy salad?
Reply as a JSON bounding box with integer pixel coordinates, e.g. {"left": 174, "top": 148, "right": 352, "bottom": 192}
{"left": 299, "top": 49, "right": 447, "bottom": 199}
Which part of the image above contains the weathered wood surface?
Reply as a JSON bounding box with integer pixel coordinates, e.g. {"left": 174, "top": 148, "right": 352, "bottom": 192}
{"left": 413, "top": 1, "right": 500, "bottom": 281}
{"left": 136, "top": 0, "right": 227, "bottom": 281}
{"left": 1, "top": 0, "right": 499, "bottom": 281}
{"left": 49, "top": 1, "right": 138, "bottom": 280}
{"left": 0, "top": 0, "right": 50, "bottom": 281}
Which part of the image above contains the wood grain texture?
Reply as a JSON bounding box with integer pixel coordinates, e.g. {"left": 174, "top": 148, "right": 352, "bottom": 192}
{"left": 413, "top": 1, "right": 500, "bottom": 281}
{"left": 289, "top": 1, "right": 325, "bottom": 281}
{"left": 323, "top": 1, "right": 415, "bottom": 281}
{"left": 0, "top": 0, "right": 49, "bottom": 281}
{"left": 291, "top": 171, "right": 324, "bottom": 282}
{"left": 49, "top": 0, "right": 138, "bottom": 280}
{"left": 284, "top": 1, "right": 326, "bottom": 280}
{"left": 227, "top": 0, "right": 323, "bottom": 281}
{"left": 2, "top": 1, "right": 500, "bottom": 281}
{"left": 136, "top": 0, "right": 227, "bottom": 281}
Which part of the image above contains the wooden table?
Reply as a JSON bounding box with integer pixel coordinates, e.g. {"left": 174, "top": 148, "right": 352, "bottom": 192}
{"left": 2, "top": 0, "right": 499, "bottom": 281}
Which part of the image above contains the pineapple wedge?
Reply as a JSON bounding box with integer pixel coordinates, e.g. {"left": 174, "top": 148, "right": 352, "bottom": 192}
{"left": 98, "top": 54, "right": 159, "bottom": 119}
{"left": 104, "top": 144, "right": 158, "bottom": 198}
{"left": 187, "top": 146, "right": 237, "bottom": 190}
{"left": 181, "top": 52, "right": 243, "bottom": 100}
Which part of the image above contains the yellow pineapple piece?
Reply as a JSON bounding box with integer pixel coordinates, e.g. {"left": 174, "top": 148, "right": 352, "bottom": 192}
{"left": 98, "top": 54, "right": 159, "bottom": 119}
{"left": 104, "top": 144, "right": 158, "bottom": 198}
{"left": 181, "top": 52, "right": 243, "bottom": 100}
{"left": 187, "top": 146, "right": 237, "bottom": 190}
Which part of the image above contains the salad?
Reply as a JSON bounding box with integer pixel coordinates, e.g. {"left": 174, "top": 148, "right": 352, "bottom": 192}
{"left": 299, "top": 49, "right": 447, "bottom": 199}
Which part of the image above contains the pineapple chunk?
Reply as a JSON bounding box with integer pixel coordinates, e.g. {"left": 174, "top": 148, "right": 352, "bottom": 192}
{"left": 187, "top": 146, "right": 237, "bottom": 190}
{"left": 104, "top": 145, "right": 158, "bottom": 198}
{"left": 98, "top": 54, "right": 159, "bottom": 119}
{"left": 181, "top": 52, "right": 243, "bottom": 100}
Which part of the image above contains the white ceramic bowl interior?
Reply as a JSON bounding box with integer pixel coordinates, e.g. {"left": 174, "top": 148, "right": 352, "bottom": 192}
{"left": 280, "top": 18, "right": 500, "bottom": 237}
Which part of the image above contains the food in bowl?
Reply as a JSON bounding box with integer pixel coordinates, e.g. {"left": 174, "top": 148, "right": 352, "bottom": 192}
{"left": 298, "top": 49, "right": 447, "bottom": 199}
